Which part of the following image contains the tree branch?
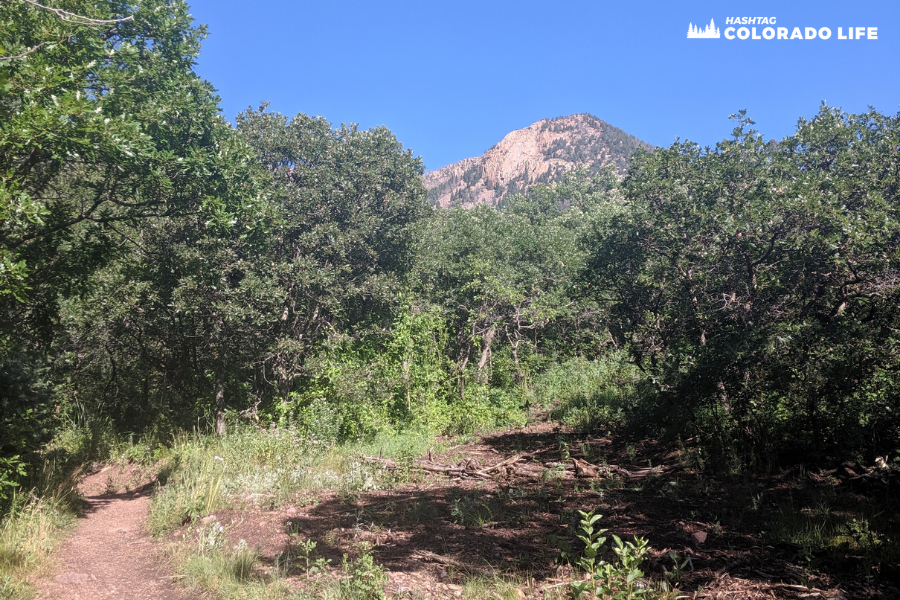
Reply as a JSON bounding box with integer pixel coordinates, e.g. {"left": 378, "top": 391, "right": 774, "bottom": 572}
{"left": 0, "top": 40, "right": 48, "bottom": 62}
{"left": 12, "top": 0, "right": 135, "bottom": 26}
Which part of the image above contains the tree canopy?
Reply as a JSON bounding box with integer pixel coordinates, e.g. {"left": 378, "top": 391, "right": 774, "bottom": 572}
{"left": 583, "top": 108, "right": 900, "bottom": 461}
{"left": 2, "top": 0, "right": 900, "bottom": 501}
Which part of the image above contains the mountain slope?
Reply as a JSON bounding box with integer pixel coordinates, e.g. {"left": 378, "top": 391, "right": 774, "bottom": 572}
{"left": 424, "top": 114, "right": 652, "bottom": 208}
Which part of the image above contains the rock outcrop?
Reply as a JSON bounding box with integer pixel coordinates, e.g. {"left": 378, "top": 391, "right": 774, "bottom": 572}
{"left": 424, "top": 114, "right": 651, "bottom": 208}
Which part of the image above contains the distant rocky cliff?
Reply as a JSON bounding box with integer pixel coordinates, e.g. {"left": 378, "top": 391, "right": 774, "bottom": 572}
{"left": 424, "top": 114, "right": 652, "bottom": 208}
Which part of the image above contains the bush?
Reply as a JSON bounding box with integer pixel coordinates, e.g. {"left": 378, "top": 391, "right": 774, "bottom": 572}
{"left": 584, "top": 107, "right": 900, "bottom": 463}
{"left": 540, "top": 355, "right": 647, "bottom": 434}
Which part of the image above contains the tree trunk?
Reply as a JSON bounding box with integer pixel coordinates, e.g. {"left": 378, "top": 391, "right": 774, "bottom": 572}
{"left": 507, "top": 330, "right": 524, "bottom": 384}
{"left": 402, "top": 359, "right": 411, "bottom": 410}
{"left": 279, "top": 376, "right": 291, "bottom": 415}
{"left": 476, "top": 327, "right": 496, "bottom": 384}
{"left": 215, "top": 368, "right": 226, "bottom": 436}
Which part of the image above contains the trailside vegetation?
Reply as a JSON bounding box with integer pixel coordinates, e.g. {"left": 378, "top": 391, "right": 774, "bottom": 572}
{"left": 2, "top": 3, "right": 900, "bottom": 598}
{"left": 1, "top": 2, "right": 900, "bottom": 594}
{"left": 583, "top": 109, "right": 900, "bottom": 466}
{"left": 1, "top": 0, "right": 262, "bottom": 501}
{"left": 3, "top": 51, "right": 900, "bottom": 490}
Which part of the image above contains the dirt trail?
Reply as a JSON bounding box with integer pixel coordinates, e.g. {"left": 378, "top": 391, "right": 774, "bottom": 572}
{"left": 36, "top": 478, "right": 194, "bottom": 600}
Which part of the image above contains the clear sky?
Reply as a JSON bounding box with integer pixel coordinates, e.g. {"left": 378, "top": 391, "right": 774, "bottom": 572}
{"left": 185, "top": 0, "right": 898, "bottom": 172}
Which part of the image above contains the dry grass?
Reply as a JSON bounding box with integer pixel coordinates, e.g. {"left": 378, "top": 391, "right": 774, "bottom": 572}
{"left": 0, "top": 493, "right": 76, "bottom": 600}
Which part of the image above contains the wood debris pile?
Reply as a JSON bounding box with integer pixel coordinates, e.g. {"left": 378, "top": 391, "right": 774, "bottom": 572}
{"left": 364, "top": 453, "right": 685, "bottom": 482}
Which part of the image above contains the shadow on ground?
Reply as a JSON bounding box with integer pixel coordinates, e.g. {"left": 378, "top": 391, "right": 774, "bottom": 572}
{"left": 200, "top": 422, "right": 900, "bottom": 599}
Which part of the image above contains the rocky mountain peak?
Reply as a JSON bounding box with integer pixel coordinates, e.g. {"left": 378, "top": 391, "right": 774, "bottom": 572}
{"left": 424, "top": 114, "right": 651, "bottom": 208}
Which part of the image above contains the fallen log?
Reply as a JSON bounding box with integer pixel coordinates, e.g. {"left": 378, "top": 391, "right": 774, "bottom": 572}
{"left": 405, "top": 454, "right": 530, "bottom": 480}
{"left": 411, "top": 550, "right": 493, "bottom": 576}
{"left": 365, "top": 452, "right": 691, "bottom": 483}
{"left": 572, "top": 458, "right": 599, "bottom": 478}
{"left": 362, "top": 456, "right": 397, "bottom": 470}
{"left": 481, "top": 454, "right": 523, "bottom": 473}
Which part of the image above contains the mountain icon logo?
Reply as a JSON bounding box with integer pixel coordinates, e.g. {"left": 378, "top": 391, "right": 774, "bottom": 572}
{"left": 687, "top": 19, "right": 720, "bottom": 38}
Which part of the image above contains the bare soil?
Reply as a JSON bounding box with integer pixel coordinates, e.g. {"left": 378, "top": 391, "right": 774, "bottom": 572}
{"left": 34, "top": 465, "right": 196, "bottom": 600}
{"left": 34, "top": 424, "right": 900, "bottom": 600}
{"left": 189, "top": 421, "right": 900, "bottom": 599}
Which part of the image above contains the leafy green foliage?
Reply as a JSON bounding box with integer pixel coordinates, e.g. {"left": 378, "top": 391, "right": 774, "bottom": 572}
{"left": 288, "top": 537, "right": 331, "bottom": 579}
{"left": 584, "top": 106, "right": 900, "bottom": 462}
{"left": 41, "top": 104, "right": 427, "bottom": 443}
{"left": 416, "top": 170, "right": 610, "bottom": 401}
{"left": 0, "top": 0, "right": 258, "bottom": 485}
{"left": 233, "top": 106, "right": 429, "bottom": 409}
{"left": 3, "top": 0, "right": 899, "bottom": 525}
{"left": 567, "top": 510, "right": 663, "bottom": 600}
{"left": 0, "top": 0, "right": 231, "bottom": 304}
{"left": 340, "top": 542, "right": 386, "bottom": 600}
{"left": 542, "top": 355, "right": 648, "bottom": 433}
{"left": 0, "top": 457, "right": 26, "bottom": 503}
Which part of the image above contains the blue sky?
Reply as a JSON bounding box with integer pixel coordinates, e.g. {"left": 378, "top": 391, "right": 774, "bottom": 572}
{"left": 186, "top": 0, "right": 898, "bottom": 171}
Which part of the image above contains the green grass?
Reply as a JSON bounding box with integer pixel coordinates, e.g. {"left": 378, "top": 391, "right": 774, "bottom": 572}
{"left": 461, "top": 574, "right": 553, "bottom": 600}
{"left": 175, "top": 526, "right": 297, "bottom": 600}
{"left": 535, "top": 355, "right": 646, "bottom": 434}
{"left": 148, "top": 427, "right": 443, "bottom": 535}
{"left": 765, "top": 498, "right": 900, "bottom": 580}
{"left": 0, "top": 429, "right": 89, "bottom": 600}
{"left": 0, "top": 493, "right": 76, "bottom": 600}
{"left": 149, "top": 425, "right": 467, "bottom": 599}
{"left": 173, "top": 524, "right": 392, "bottom": 600}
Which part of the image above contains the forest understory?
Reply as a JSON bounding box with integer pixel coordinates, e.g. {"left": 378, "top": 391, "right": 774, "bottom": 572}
{"left": 3, "top": 2, "right": 900, "bottom": 599}
{"left": 18, "top": 413, "right": 896, "bottom": 600}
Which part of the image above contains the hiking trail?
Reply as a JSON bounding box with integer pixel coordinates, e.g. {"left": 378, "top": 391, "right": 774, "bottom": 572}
{"left": 35, "top": 468, "right": 194, "bottom": 600}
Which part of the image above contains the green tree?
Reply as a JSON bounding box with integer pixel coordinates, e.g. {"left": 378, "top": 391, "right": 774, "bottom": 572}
{"left": 416, "top": 169, "right": 608, "bottom": 401}
{"left": 0, "top": 0, "right": 254, "bottom": 482}
{"left": 1, "top": 0, "right": 228, "bottom": 306}
{"left": 55, "top": 106, "right": 428, "bottom": 440}
{"left": 584, "top": 107, "right": 900, "bottom": 462}
{"left": 234, "top": 107, "right": 429, "bottom": 415}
